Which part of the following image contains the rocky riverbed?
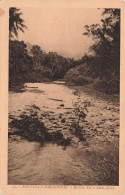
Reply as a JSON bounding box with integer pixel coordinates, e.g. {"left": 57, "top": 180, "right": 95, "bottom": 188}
{"left": 8, "top": 81, "right": 119, "bottom": 185}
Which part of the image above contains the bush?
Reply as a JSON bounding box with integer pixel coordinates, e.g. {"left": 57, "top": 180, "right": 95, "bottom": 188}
{"left": 26, "top": 67, "right": 53, "bottom": 82}
{"left": 65, "top": 64, "right": 93, "bottom": 86}
{"left": 94, "top": 77, "right": 120, "bottom": 94}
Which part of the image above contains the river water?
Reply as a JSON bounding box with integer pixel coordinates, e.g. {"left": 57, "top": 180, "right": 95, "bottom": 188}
{"left": 8, "top": 81, "right": 119, "bottom": 185}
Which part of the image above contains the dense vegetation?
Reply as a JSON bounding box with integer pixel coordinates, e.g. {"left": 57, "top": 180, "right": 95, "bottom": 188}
{"left": 9, "top": 8, "right": 120, "bottom": 94}
{"left": 9, "top": 39, "right": 75, "bottom": 87}
{"left": 65, "top": 9, "right": 120, "bottom": 94}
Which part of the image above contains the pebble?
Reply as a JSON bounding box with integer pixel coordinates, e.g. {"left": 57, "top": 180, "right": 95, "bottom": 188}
{"left": 61, "top": 119, "right": 66, "bottom": 123}
{"left": 60, "top": 104, "right": 64, "bottom": 107}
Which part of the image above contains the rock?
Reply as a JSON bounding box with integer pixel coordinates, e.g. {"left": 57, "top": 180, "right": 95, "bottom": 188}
{"left": 41, "top": 114, "right": 47, "bottom": 117}
{"left": 52, "top": 122, "right": 57, "bottom": 125}
{"left": 111, "top": 129, "right": 115, "bottom": 132}
{"left": 59, "top": 113, "right": 63, "bottom": 118}
{"left": 69, "top": 117, "right": 75, "bottom": 119}
{"left": 31, "top": 113, "right": 37, "bottom": 117}
{"left": 65, "top": 111, "right": 71, "bottom": 114}
{"left": 50, "top": 117, "right": 55, "bottom": 121}
{"left": 64, "top": 107, "right": 73, "bottom": 110}
{"left": 61, "top": 118, "right": 66, "bottom": 123}
{"left": 9, "top": 115, "right": 14, "bottom": 119}
{"left": 32, "top": 104, "right": 40, "bottom": 110}
{"left": 60, "top": 104, "right": 64, "bottom": 107}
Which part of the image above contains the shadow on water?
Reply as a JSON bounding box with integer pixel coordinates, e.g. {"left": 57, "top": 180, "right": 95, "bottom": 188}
{"left": 9, "top": 112, "right": 71, "bottom": 150}
{"left": 9, "top": 83, "right": 25, "bottom": 93}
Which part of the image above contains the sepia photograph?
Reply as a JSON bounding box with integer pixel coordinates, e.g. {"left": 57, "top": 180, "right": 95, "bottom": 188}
{"left": 8, "top": 7, "right": 120, "bottom": 185}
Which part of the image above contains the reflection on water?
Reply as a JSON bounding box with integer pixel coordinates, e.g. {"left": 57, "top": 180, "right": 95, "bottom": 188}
{"left": 8, "top": 81, "right": 119, "bottom": 185}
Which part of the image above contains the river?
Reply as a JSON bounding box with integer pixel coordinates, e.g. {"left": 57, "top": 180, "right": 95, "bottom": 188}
{"left": 8, "top": 81, "right": 119, "bottom": 185}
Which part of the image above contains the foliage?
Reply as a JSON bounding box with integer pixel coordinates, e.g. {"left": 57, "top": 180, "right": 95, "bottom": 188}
{"left": 9, "top": 40, "right": 53, "bottom": 87}
{"left": 65, "top": 64, "right": 93, "bottom": 86}
{"left": 94, "top": 77, "right": 120, "bottom": 94}
{"left": 9, "top": 40, "right": 32, "bottom": 85}
{"left": 9, "top": 7, "right": 27, "bottom": 39}
{"left": 9, "top": 8, "right": 120, "bottom": 94}
{"left": 27, "top": 68, "right": 53, "bottom": 82}
{"left": 83, "top": 9, "right": 120, "bottom": 80}
{"left": 70, "top": 100, "right": 88, "bottom": 141}
{"left": 30, "top": 46, "right": 74, "bottom": 80}
{"left": 65, "top": 9, "right": 120, "bottom": 94}
{"left": 30, "top": 45, "right": 44, "bottom": 69}
{"left": 9, "top": 40, "right": 75, "bottom": 88}
{"left": 9, "top": 7, "right": 75, "bottom": 85}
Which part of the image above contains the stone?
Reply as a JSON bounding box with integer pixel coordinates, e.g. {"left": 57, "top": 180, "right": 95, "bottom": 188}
{"left": 60, "top": 104, "right": 64, "bottom": 107}
{"left": 61, "top": 119, "right": 66, "bottom": 123}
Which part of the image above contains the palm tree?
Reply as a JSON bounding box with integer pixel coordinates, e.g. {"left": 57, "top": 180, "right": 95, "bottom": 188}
{"left": 9, "top": 7, "right": 27, "bottom": 39}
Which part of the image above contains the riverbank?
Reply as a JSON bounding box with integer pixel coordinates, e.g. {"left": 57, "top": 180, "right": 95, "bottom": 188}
{"left": 69, "top": 83, "right": 119, "bottom": 105}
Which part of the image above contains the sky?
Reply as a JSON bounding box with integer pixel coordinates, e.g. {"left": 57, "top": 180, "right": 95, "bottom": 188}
{"left": 18, "top": 8, "right": 103, "bottom": 59}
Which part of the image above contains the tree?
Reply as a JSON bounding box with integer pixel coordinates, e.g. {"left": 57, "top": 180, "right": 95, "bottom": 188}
{"left": 30, "top": 45, "right": 44, "bottom": 69}
{"left": 9, "top": 7, "right": 27, "bottom": 39}
{"left": 9, "top": 40, "right": 32, "bottom": 84}
{"left": 83, "top": 9, "right": 120, "bottom": 80}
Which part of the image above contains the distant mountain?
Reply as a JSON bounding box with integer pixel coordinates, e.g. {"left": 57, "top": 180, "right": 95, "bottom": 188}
{"left": 26, "top": 42, "right": 33, "bottom": 55}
